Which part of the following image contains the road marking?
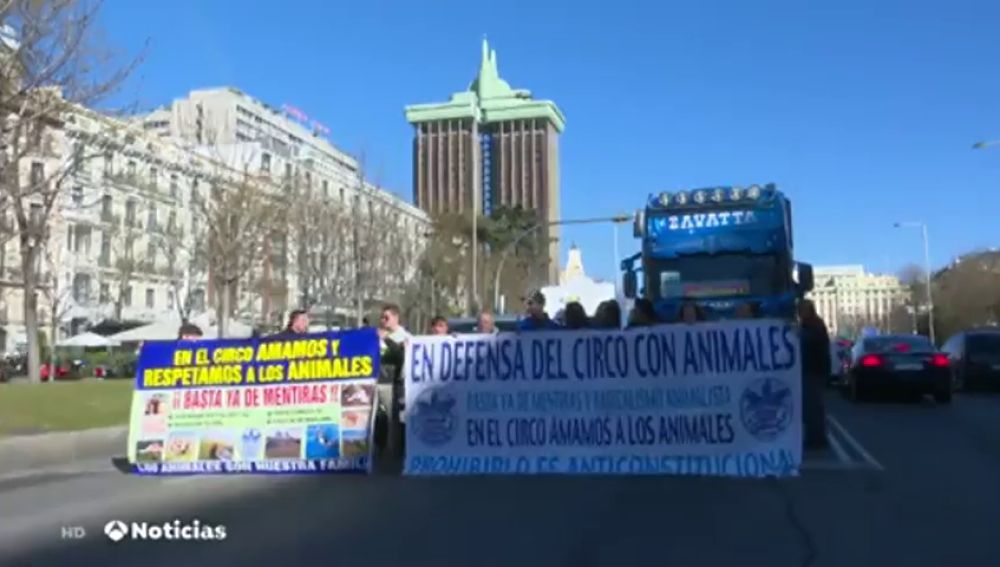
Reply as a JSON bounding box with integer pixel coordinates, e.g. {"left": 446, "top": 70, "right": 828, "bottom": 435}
{"left": 825, "top": 422, "right": 854, "bottom": 465}
{"left": 826, "top": 414, "right": 885, "bottom": 471}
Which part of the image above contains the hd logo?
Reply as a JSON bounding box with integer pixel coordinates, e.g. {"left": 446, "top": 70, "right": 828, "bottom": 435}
{"left": 103, "top": 519, "right": 227, "bottom": 543}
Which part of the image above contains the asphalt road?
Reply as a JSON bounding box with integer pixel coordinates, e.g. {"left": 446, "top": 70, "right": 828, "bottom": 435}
{"left": 2, "top": 389, "right": 999, "bottom": 567}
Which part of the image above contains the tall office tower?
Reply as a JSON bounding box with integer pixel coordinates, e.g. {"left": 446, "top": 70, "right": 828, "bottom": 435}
{"left": 405, "top": 39, "right": 566, "bottom": 287}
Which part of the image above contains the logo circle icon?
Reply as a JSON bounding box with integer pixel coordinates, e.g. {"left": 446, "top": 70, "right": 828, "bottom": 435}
{"left": 410, "top": 387, "right": 457, "bottom": 446}
{"left": 104, "top": 520, "right": 128, "bottom": 543}
{"left": 739, "top": 377, "right": 794, "bottom": 442}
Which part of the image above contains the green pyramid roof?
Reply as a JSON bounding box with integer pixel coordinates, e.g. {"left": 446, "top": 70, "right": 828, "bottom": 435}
{"left": 405, "top": 38, "right": 565, "bottom": 132}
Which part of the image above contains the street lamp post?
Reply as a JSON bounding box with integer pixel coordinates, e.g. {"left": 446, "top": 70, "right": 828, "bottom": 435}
{"left": 894, "top": 221, "right": 935, "bottom": 345}
{"left": 492, "top": 215, "right": 632, "bottom": 313}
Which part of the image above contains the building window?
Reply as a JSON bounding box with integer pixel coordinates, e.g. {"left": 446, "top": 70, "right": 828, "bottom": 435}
{"left": 101, "top": 194, "right": 112, "bottom": 220}
{"left": 73, "top": 226, "right": 91, "bottom": 254}
{"left": 169, "top": 174, "right": 178, "bottom": 198}
{"left": 147, "top": 204, "right": 157, "bottom": 232}
{"left": 322, "top": 180, "right": 329, "bottom": 198}
{"left": 71, "top": 186, "right": 83, "bottom": 207}
{"left": 167, "top": 290, "right": 175, "bottom": 310}
{"left": 99, "top": 283, "right": 110, "bottom": 304}
{"left": 167, "top": 211, "right": 176, "bottom": 234}
{"left": 261, "top": 153, "right": 271, "bottom": 172}
{"left": 30, "top": 162, "right": 44, "bottom": 185}
{"left": 127, "top": 160, "right": 136, "bottom": 178}
{"left": 149, "top": 166, "right": 158, "bottom": 188}
{"left": 146, "top": 241, "right": 156, "bottom": 266}
{"left": 125, "top": 199, "right": 137, "bottom": 226}
{"left": 104, "top": 150, "right": 114, "bottom": 176}
{"left": 72, "top": 273, "right": 92, "bottom": 305}
{"left": 284, "top": 163, "right": 292, "bottom": 180}
{"left": 99, "top": 232, "right": 110, "bottom": 266}
{"left": 123, "top": 286, "right": 133, "bottom": 307}
{"left": 145, "top": 288, "right": 154, "bottom": 308}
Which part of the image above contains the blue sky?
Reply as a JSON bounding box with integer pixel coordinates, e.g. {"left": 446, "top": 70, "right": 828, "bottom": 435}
{"left": 100, "top": 0, "right": 1000, "bottom": 282}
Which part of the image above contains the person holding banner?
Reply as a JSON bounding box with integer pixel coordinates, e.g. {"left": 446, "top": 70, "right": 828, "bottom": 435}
{"left": 517, "top": 291, "right": 561, "bottom": 331}
{"left": 798, "top": 299, "right": 831, "bottom": 450}
{"left": 627, "top": 298, "right": 659, "bottom": 328}
{"left": 477, "top": 311, "right": 498, "bottom": 334}
{"left": 375, "top": 304, "right": 410, "bottom": 460}
{"left": 281, "top": 310, "right": 310, "bottom": 335}
{"left": 177, "top": 323, "right": 203, "bottom": 341}
{"left": 428, "top": 317, "right": 450, "bottom": 336}
{"left": 563, "top": 301, "right": 590, "bottom": 330}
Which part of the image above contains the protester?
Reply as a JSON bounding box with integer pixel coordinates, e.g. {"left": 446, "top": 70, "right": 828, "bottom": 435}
{"left": 593, "top": 300, "right": 623, "bottom": 329}
{"left": 517, "top": 291, "right": 561, "bottom": 331}
{"left": 375, "top": 303, "right": 410, "bottom": 457}
{"left": 798, "top": 299, "right": 831, "bottom": 450}
{"left": 678, "top": 301, "right": 706, "bottom": 324}
{"left": 627, "top": 298, "right": 658, "bottom": 328}
{"left": 283, "top": 309, "right": 310, "bottom": 335}
{"left": 563, "top": 301, "right": 589, "bottom": 330}
{"left": 428, "top": 316, "right": 449, "bottom": 336}
{"left": 379, "top": 303, "right": 411, "bottom": 345}
{"left": 735, "top": 301, "right": 760, "bottom": 319}
{"left": 477, "top": 311, "right": 498, "bottom": 334}
{"left": 177, "top": 323, "right": 203, "bottom": 341}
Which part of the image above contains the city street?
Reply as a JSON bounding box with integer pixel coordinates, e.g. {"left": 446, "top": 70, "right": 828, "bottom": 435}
{"left": 2, "top": 390, "right": 999, "bottom": 567}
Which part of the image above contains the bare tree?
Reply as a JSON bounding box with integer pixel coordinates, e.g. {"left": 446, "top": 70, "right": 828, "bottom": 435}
{"left": 0, "top": 0, "right": 141, "bottom": 382}
{"left": 155, "top": 213, "right": 204, "bottom": 323}
{"left": 193, "top": 170, "right": 278, "bottom": 337}
{"left": 290, "top": 184, "right": 352, "bottom": 327}
{"left": 103, "top": 220, "right": 143, "bottom": 320}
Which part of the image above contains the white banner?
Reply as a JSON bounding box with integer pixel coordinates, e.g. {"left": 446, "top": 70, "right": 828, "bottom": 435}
{"left": 404, "top": 320, "right": 802, "bottom": 477}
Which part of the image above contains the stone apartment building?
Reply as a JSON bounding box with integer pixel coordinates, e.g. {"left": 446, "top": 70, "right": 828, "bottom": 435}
{"left": 0, "top": 88, "right": 428, "bottom": 353}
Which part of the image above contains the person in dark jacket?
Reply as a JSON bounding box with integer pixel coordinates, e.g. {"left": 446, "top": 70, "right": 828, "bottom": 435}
{"left": 678, "top": 301, "right": 707, "bottom": 324}
{"left": 798, "top": 299, "right": 831, "bottom": 450}
{"left": 593, "top": 300, "right": 623, "bottom": 329}
{"left": 627, "top": 298, "right": 658, "bottom": 329}
{"left": 563, "top": 301, "right": 589, "bottom": 330}
{"left": 517, "top": 291, "right": 561, "bottom": 331}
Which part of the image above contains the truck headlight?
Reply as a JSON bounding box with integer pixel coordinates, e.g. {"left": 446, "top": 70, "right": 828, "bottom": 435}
{"left": 658, "top": 192, "right": 671, "bottom": 206}
{"left": 675, "top": 191, "right": 689, "bottom": 205}
{"left": 729, "top": 187, "right": 743, "bottom": 200}
{"left": 747, "top": 185, "right": 761, "bottom": 199}
{"left": 693, "top": 190, "right": 707, "bottom": 204}
{"left": 711, "top": 188, "right": 725, "bottom": 203}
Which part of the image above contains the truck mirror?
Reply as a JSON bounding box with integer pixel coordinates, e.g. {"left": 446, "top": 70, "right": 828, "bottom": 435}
{"left": 623, "top": 271, "right": 638, "bottom": 299}
{"left": 632, "top": 210, "right": 645, "bottom": 238}
{"left": 796, "top": 262, "right": 814, "bottom": 293}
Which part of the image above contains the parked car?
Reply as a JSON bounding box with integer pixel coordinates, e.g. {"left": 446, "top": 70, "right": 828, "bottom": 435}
{"left": 845, "top": 334, "right": 951, "bottom": 404}
{"left": 941, "top": 328, "right": 1000, "bottom": 391}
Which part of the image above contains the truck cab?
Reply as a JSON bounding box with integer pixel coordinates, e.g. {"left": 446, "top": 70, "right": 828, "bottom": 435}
{"left": 622, "top": 183, "right": 813, "bottom": 322}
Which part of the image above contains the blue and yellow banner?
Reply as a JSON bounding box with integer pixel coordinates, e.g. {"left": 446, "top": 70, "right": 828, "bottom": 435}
{"left": 127, "top": 328, "right": 380, "bottom": 475}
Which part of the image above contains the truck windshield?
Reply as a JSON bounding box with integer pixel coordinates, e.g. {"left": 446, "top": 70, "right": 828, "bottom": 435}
{"left": 646, "top": 254, "right": 788, "bottom": 300}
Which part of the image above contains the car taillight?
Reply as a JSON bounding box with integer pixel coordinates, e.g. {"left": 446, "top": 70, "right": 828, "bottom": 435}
{"left": 860, "top": 354, "right": 884, "bottom": 367}
{"left": 930, "top": 354, "right": 949, "bottom": 367}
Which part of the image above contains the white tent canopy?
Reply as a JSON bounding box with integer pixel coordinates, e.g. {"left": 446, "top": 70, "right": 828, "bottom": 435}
{"left": 107, "top": 320, "right": 181, "bottom": 342}
{"left": 56, "top": 332, "right": 120, "bottom": 348}
{"left": 107, "top": 319, "right": 255, "bottom": 343}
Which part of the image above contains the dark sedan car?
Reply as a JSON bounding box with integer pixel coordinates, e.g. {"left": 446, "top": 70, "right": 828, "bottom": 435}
{"left": 845, "top": 334, "right": 951, "bottom": 404}
{"left": 941, "top": 329, "right": 1000, "bottom": 392}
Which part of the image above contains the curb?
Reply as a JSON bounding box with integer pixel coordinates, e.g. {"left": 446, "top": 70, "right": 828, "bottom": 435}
{"left": 0, "top": 426, "right": 127, "bottom": 477}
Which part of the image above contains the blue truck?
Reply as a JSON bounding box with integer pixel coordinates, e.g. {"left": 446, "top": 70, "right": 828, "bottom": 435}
{"left": 621, "top": 183, "right": 814, "bottom": 322}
